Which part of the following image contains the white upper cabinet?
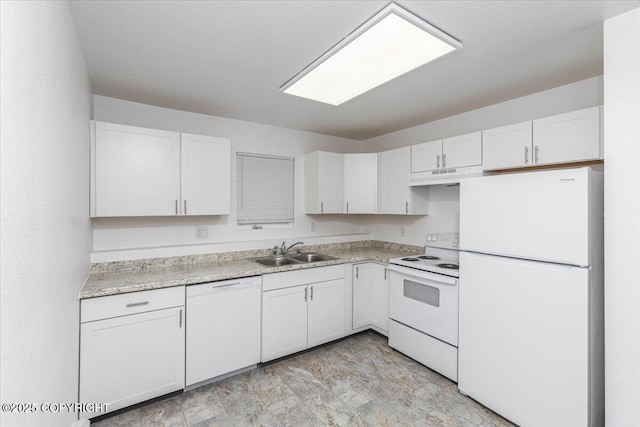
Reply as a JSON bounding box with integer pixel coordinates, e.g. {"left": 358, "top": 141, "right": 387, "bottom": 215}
{"left": 482, "top": 121, "right": 533, "bottom": 170}
{"left": 532, "top": 106, "right": 601, "bottom": 166}
{"left": 483, "top": 107, "right": 602, "bottom": 170}
{"left": 411, "top": 132, "right": 482, "bottom": 174}
{"left": 411, "top": 140, "right": 442, "bottom": 173}
{"left": 91, "top": 121, "right": 230, "bottom": 217}
{"left": 180, "top": 133, "right": 230, "bottom": 215}
{"left": 92, "top": 121, "right": 181, "bottom": 217}
{"left": 442, "top": 132, "right": 482, "bottom": 169}
{"left": 305, "top": 151, "right": 344, "bottom": 214}
{"left": 344, "top": 153, "right": 377, "bottom": 214}
{"left": 378, "top": 147, "right": 428, "bottom": 215}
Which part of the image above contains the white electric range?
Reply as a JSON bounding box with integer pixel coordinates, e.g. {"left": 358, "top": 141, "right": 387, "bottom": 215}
{"left": 388, "top": 233, "right": 460, "bottom": 382}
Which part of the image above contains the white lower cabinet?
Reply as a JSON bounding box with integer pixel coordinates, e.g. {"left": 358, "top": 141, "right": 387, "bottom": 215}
{"left": 307, "top": 279, "right": 346, "bottom": 347}
{"left": 352, "top": 263, "right": 389, "bottom": 334}
{"left": 261, "top": 285, "right": 309, "bottom": 361}
{"left": 79, "top": 287, "right": 185, "bottom": 418}
{"left": 261, "top": 266, "right": 345, "bottom": 362}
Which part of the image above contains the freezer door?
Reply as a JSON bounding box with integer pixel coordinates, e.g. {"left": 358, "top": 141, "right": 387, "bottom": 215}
{"left": 458, "top": 251, "right": 594, "bottom": 427}
{"left": 460, "top": 168, "right": 594, "bottom": 266}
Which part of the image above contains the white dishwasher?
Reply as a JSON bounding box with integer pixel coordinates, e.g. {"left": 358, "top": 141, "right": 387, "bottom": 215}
{"left": 186, "top": 276, "right": 261, "bottom": 388}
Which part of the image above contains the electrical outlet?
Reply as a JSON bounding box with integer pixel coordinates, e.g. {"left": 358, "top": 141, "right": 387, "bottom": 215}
{"left": 400, "top": 226, "right": 405, "bottom": 237}
{"left": 195, "top": 226, "right": 209, "bottom": 239}
{"left": 310, "top": 222, "right": 316, "bottom": 232}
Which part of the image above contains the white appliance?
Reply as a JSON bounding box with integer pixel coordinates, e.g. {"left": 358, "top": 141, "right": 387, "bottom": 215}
{"left": 410, "top": 165, "right": 485, "bottom": 187}
{"left": 388, "top": 233, "right": 460, "bottom": 382}
{"left": 458, "top": 167, "right": 604, "bottom": 427}
{"left": 186, "top": 276, "right": 261, "bottom": 388}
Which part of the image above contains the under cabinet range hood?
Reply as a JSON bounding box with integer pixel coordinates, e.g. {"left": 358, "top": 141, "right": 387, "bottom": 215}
{"left": 410, "top": 165, "right": 485, "bottom": 187}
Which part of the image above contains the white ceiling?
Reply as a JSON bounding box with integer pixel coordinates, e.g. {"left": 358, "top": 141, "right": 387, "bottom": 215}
{"left": 69, "top": 0, "right": 640, "bottom": 140}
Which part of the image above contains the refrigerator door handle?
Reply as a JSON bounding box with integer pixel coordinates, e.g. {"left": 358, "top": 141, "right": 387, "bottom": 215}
{"left": 462, "top": 251, "right": 590, "bottom": 270}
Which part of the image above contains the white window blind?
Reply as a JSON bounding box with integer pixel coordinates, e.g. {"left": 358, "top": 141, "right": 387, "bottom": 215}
{"left": 236, "top": 152, "right": 295, "bottom": 225}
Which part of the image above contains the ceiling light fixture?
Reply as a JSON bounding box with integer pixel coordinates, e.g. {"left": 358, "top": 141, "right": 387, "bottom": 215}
{"left": 280, "top": 3, "right": 462, "bottom": 106}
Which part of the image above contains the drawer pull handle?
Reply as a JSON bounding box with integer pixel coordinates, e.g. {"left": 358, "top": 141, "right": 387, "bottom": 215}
{"left": 179, "top": 309, "right": 183, "bottom": 328}
{"left": 310, "top": 285, "right": 314, "bottom": 301}
{"left": 126, "top": 301, "right": 149, "bottom": 308}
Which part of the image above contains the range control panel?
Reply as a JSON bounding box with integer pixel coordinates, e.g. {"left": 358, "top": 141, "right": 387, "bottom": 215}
{"left": 425, "top": 233, "right": 460, "bottom": 250}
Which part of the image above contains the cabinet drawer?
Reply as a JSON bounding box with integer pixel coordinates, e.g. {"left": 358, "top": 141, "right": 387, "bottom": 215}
{"left": 81, "top": 286, "right": 185, "bottom": 323}
{"left": 263, "top": 265, "right": 344, "bottom": 291}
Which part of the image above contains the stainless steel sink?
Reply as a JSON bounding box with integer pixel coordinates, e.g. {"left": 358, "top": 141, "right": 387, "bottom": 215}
{"left": 249, "top": 252, "right": 338, "bottom": 267}
{"left": 288, "top": 252, "right": 338, "bottom": 263}
{"left": 252, "top": 256, "right": 302, "bottom": 267}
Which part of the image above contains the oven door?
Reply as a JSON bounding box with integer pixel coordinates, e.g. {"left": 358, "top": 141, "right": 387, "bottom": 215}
{"left": 389, "top": 264, "right": 459, "bottom": 346}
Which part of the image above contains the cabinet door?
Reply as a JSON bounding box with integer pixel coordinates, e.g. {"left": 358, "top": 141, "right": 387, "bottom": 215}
{"left": 371, "top": 265, "right": 389, "bottom": 333}
{"left": 344, "top": 154, "right": 377, "bottom": 213}
{"left": 442, "top": 132, "right": 482, "bottom": 168}
{"left": 93, "top": 122, "right": 180, "bottom": 217}
{"left": 261, "top": 286, "right": 308, "bottom": 362}
{"left": 482, "top": 121, "right": 533, "bottom": 170}
{"left": 80, "top": 307, "right": 185, "bottom": 417}
{"left": 352, "top": 264, "right": 373, "bottom": 329}
{"left": 532, "top": 106, "right": 601, "bottom": 165}
{"left": 318, "top": 152, "right": 344, "bottom": 213}
{"left": 411, "top": 140, "right": 442, "bottom": 173}
{"left": 308, "top": 279, "right": 345, "bottom": 348}
{"left": 181, "top": 134, "right": 230, "bottom": 215}
{"left": 379, "top": 147, "right": 411, "bottom": 214}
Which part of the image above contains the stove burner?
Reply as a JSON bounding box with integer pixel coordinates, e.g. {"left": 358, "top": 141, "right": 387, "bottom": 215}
{"left": 402, "top": 257, "right": 420, "bottom": 261}
{"left": 437, "top": 263, "right": 459, "bottom": 270}
{"left": 418, "top": 255, "right": 440, "bottom": 260}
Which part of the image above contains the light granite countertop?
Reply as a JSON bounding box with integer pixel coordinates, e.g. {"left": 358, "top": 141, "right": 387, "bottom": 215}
{"left": 80, "top": 241, "right": 422, "bottom": 299}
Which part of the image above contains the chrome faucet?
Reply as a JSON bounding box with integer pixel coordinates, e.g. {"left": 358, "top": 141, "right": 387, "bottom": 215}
{"left": 280, "top": 241, "right": 304, "bottom": 256}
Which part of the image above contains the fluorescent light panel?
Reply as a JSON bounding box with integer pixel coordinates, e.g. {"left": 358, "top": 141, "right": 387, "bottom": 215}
{"left": 281, "top": 3, "right": 462, "bottom": 106}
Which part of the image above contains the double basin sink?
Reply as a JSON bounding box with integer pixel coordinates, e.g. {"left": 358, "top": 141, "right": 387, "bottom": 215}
{"left": 250, "top": 252, "right": 338, "bottom": 267}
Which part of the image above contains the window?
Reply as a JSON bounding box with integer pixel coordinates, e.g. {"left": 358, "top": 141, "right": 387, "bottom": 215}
{"left": 236, "top": 152, "right": 295, "bottom": 225}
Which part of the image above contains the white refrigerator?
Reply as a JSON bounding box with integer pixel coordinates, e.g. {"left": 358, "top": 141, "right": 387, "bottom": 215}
{"left": 458, "top": 167, "right": 604, "bottom": 427}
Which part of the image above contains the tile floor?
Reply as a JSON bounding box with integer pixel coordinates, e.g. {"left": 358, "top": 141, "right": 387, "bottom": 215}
{"left": 92, "top": 331, "right": 514, "bottom": 426}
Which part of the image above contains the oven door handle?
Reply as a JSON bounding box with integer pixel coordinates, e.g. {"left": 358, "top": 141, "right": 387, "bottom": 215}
{"left": 388, "top": 264, "right": 458, "bottom": 286}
